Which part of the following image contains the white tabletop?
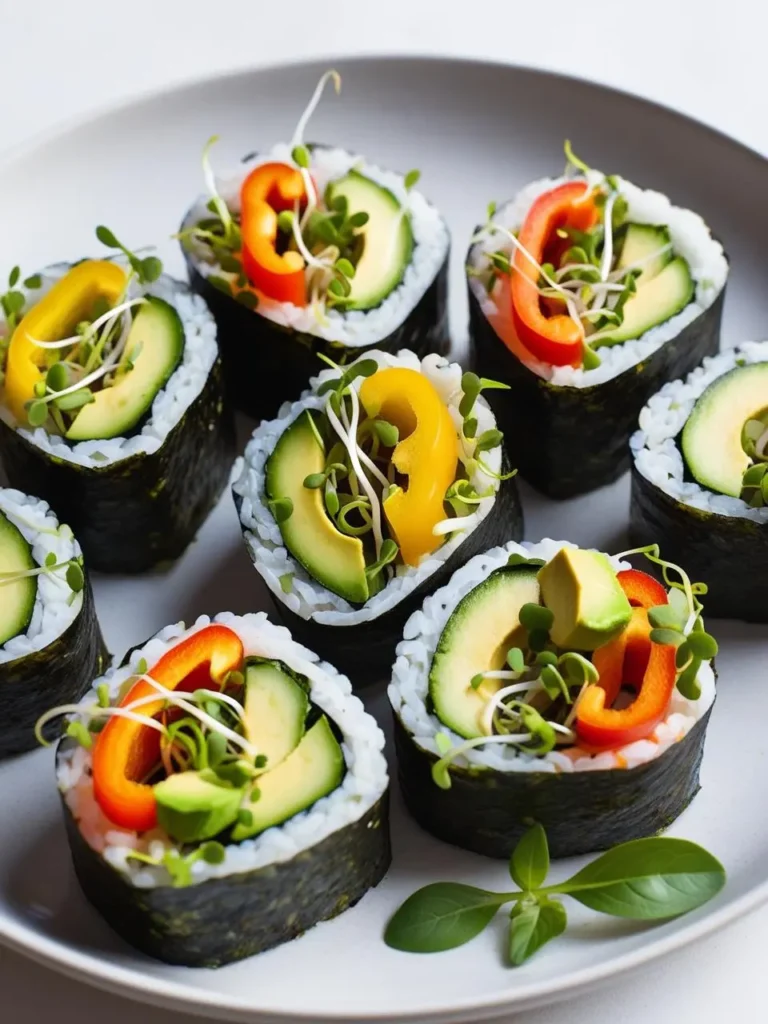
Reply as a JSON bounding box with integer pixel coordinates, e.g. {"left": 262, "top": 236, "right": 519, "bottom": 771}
{"left": 2, "top": 0, "right": 764, "bottom": 1020}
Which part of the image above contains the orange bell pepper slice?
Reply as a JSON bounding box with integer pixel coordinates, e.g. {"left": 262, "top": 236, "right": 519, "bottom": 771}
{"left": 359, "top": 368, "right": 458, "bottom": 566}
{"left": 240, "top": 162, "right": 307, "bottom": 306}
{"left": 510, "top": 181, "right": 599, "bottom": 367}
{"left": 575, "top": 570, "right": 676, "bottom": 749}
{"left": 92, "top": 625, "right": 244, "bottom": 832}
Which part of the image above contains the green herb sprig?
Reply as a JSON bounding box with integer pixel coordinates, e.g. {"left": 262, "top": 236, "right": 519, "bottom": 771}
{"left": 384, "top": 824, "right": 725, "bottom": 965}
{"left": 127, "top": 841, "right": 227, "bottom": 888}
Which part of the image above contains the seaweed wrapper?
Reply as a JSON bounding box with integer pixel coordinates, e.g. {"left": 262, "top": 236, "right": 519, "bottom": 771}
{"left": 181, "top": 248, "right": 450, "bottom": 422}
{"left": 393, "top": 709, "right": 712, "bottom": 860}
{"left": 0, "top": 357, "right": 235, "bottom": 573}
{"left": 631, "top": 466, "right": 768, "bottom": 621}
{"left": 60, "top": 784, "right": 390, "bottom": 968}
{"left": 468, "top": 280, "right": 725, "bottom": 499}
{"left": 1, "top": 580, "right": 108, "bottom": 759}
{"left": 234, "top": 458, "right": 523, "bottom": 688}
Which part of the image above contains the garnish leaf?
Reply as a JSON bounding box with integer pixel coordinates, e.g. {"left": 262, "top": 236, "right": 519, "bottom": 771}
{"left": 509, "top": 823, "right": 549, "bottom": 891}
{"left": 384, "top": 883, "right": 505, "bottom": 953}
{"left": 558, "top": 838, "right": 726, "bottom": 919}
{"left": 508, "top": 898, "right": 567, "bottom": 966}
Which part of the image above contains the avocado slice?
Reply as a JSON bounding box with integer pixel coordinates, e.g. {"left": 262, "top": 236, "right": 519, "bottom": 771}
{"left": 0, "top": 511, "right": 37, "bottom": 646}
{"left": 429, "top": 566, "right": 541, "bottom": 739}
{"left": 265, "top": 411, "right": 369, "bottom": 604}
{"left": 682, "top": 362, "right": 768, "bottom": 497}
{"left": 154, "top": 769, "right": 244, "bottom": 843}
{"left": 594, "top": 255, "right": 694, "bottom": 348}
{"left": 232, "top": 715, "right": 344, "bottom": 841}
{"left": 66, "top": 297, "right": 184, "bottom": 442}
{"left": 617, "top": 223, "right": 672, "bottom": 283}
{"left": 326, "top": 171, "right": 413, "bottom": 310}
{"left": 538, "top": 548, "right": 632, "bottom": 651}
{"left": 242, "top": 659, "right": 308, "bottom": 772}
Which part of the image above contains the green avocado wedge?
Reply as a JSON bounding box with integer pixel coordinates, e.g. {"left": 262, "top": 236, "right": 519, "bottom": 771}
{"left": 0, "top": 511, "right": 37, "bottom": 646}
{"left": 66, "top": 297, "right": 184, "bottom": 442}
{"left": 682, "top": 362, "right": 768, "bottom": 497}
{"left": 154, "top": 770, "right": 244, "bottom": 844}
{"left": 326, "top": 171, "right": 413, "bottom": 311}
{"left": 265, "top": 411, "right": 369, "bottom": 604}
{"left": 429, "top": 566, "right": 541, "bottom": 739}
{"left": 232, "top": 715, "right": 344, "bottom": 842}
{"left": 594, "top": 255, "right": 694, "bottom": 348}
{"left": 538, "top": 548, "right": 631, "bottom": 651}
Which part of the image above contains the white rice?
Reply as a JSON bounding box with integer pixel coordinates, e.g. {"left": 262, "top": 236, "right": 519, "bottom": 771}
{"left": 389, "top": 538, "right": 715, "bottom": 775}
{"left": 183, "top": 143, "right": 450, "bottom": 346}
{"left": 56, "top": 612, "right": 388, "bottom": 889}
{"left": 468, "top": 171, "right": 728, "bottom": 388}
{"left": 0, "top": 265, "right": 218, "bottom": 469}
{"left": 631, "top": 341, "right": 768, "bottom": 523}
{"left": 0, "top": 487, "right": 82, "bottom": 665}
{"left": 232, "top": 348, "right": 504, "bottom": 625}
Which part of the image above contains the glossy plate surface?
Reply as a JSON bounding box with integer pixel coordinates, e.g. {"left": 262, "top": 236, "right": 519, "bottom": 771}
{"left": 0, "top": 56, "right": 767, "bottom": 1023}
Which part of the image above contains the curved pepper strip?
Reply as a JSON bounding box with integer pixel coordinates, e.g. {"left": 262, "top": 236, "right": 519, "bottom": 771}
{"left": 510, "top": 181, "right": 599, "bottom": 367}
{"left": 359, "top": 368, "right": 458, "bottom": 566}
{"left": 4, "top": 260, "right": 127, "bottom": 424}
{"left": 575, "top": 570, "right": 676, "bottom": 749}
{"left": 92, "top": 625, "right": 244, "bottom": 832}
{"left": 240, "top": 162, "right": 307, "bottom": 305}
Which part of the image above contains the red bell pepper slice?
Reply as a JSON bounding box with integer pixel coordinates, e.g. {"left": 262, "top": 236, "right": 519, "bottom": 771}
{"left": 575, "top": 571, "right": 676, "bottom": 749}
{"left": 240, "top": 162, "right": 307, "bottom": 306}
{"left": 92, "top": 625, "right": 244, "bottom": 832}
{"left": 509, "top": 181, "right": 599, "bottom": 367}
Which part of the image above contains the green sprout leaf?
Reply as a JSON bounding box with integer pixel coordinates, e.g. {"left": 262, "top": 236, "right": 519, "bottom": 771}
{"left": 506, "top": 647, "right": 525, "bottom": 673}
{"left": 384, "top": 883, "right": 506, "bottom": 953}
{"left": 509, "top": 823, "right": 549, "bottom": 891}
{"left": 65, "top": 562, "right": 85, "bottom": 593}
{"left": 686, "top": 631, "right": 718, "bottom": 660}
{"left": 648, "top": 604, "right": 686, "bottom": 631}
{"left": 509, "top": 898, "right": 567, "bottom": 966}
{"left": 95, "top": 225, "right": 120, "bottom": 249}
{"left": 267, "top": 497, "right": 293, "bottom": 524}
{"left": 65, "top": 720, "right": 93, "bottom": 750}
{"left": 141, "top": 256, "right": 163, "bottom": 283}
{"left": 8, "top": 266, "right": 20, "bottom": 288}
{"left": 404, "top": 169, "right": 421, "bottom": 191}
{"left": 291, "top": 144, "right": 311, "bottom": 169}
{"left": 649, "top": 627, "right": 686, "bottom": 648}
{"left": 23, "top": 274, "right": 42, "bottom": 290}
{"left": 201, "top": 841, "right": 226, "bottom": 865}
{"left": 26, "top": 400, "right": 48, "bottom": 428}
{"left": 519, "top": 603, "right": 554, "bottom": 633}
{"left": 373, "top": 419, "right": 399, "bottom": 448}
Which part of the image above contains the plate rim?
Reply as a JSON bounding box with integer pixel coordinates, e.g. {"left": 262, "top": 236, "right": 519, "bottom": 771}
{"left": 0, "top": 50, "right": 765, "bottom": 1023}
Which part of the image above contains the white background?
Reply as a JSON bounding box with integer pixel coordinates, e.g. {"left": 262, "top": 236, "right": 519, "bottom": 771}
{"left": 0, "top": 0, "right": 765, "bottom": 1020}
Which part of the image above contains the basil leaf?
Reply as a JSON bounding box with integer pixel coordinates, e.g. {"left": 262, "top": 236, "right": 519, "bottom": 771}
{"left": 509, "top": 823, "right": 549, "bottom": 890}
{"left": 509, "top": 898, "right": 567, "bottom": 966}
{"left": 558, "top": 838, "right": 726, "bottom": 919}
{"left": 384, "top": 883, "right": 505, "bottom": 953}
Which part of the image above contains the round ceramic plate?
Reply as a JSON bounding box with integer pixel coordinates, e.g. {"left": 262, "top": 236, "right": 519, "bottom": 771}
{"left": 1, "top": 55, "right": 767, "bottom": 1024}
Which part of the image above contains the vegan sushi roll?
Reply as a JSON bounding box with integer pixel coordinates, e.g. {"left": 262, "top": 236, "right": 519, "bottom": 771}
{"left": 0, "top": 237, "right": 235, "bottom": 573}
{"left": 179, "top": 71, "right": 450, "bottom": 420}
{"left": 232, "top": 349, "right": 523, "bottom": 686}
{"left": 46, "top": 613, "right": 390, "bottom": 967}
{"left": 390, "top": 539, "right": 717, "bottom": 859}
{"left": 631, "top": 342, "right": 768, "bottom": 621}
{"left": 0, "top": 487, "right": 107, "bottom": 758}
{"left": 467, "top": 145, "right": 728, "bottom": 498}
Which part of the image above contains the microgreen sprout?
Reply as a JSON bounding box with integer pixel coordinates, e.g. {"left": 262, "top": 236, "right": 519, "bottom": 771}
{"left": 127, "top": 841, "right": 227, "bottom": 888}
{"left": 615, "top": 544, "right": 716, "bottom": 699}
{"left": 0, "top": 551, "right": 85, "bottom": 603}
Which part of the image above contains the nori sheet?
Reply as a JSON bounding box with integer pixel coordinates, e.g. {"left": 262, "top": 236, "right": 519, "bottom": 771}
{"left": 393, "top": 708, "right": 712, "bottom": 859}
{"left": 60, "top": 781, "right": 390, "bottom": 968}
{"left": 182, "top": 250, "right": 450, "bottom": 422}
{"left": 0, "top": 356, "right": 236, "bottom": 573}
{"left": 467, "top": 280, "right": 725, "bottom": 499}
{"left": 233, "top": 456, "right": 524, "bottom": 688}
{"left": 1, "top": 580, "right": 108, "bottom": 759}
{"left": 631, "top": 465, "right": 768, "bottom": 621}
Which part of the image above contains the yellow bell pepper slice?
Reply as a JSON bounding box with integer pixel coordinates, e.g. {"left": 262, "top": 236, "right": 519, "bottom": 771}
{"left": 4, "top": 260, "right": 127, "bottom": 424}
{"left": 359, "top": 367, "right": 458, "bottom": 566}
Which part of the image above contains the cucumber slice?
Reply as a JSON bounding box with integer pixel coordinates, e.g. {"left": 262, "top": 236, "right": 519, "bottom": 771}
{"left": 242, "top": 659, "right": 309, "bottom": 772}
{"left": 594, "top": 256, "right": 694, "bottom": 348}
{"left": 616, "top": 223, "right": 672, "bottom": 283}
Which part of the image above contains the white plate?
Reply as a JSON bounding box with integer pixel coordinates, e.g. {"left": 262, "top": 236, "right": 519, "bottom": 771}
{"left": 1, "top": 55, "right": 768, "bottom": 1024}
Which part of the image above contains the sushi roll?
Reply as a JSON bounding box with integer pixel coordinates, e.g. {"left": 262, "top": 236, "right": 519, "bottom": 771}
{"left": 47, "top": 613, "right": 390, "bottom": 967}
{"left": 232, "top": 348, "right": 523, "bottom": 686}
{"left": 179, "top": 71, "right": 450, "bottom": 420}
{"left": 390, "top": 538, "right": 717, "bottom": 859}
{"left": 0, "top": 487, "right": 107, "bottom": 758}
{"left": 467, "top": 145, "right": 728, "bottom": 499}
{"left": 0, "top": 237, "right": 235, "bottom": 573}
{"left": 631, "top": 342, "right": 768, "bottom": 621}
